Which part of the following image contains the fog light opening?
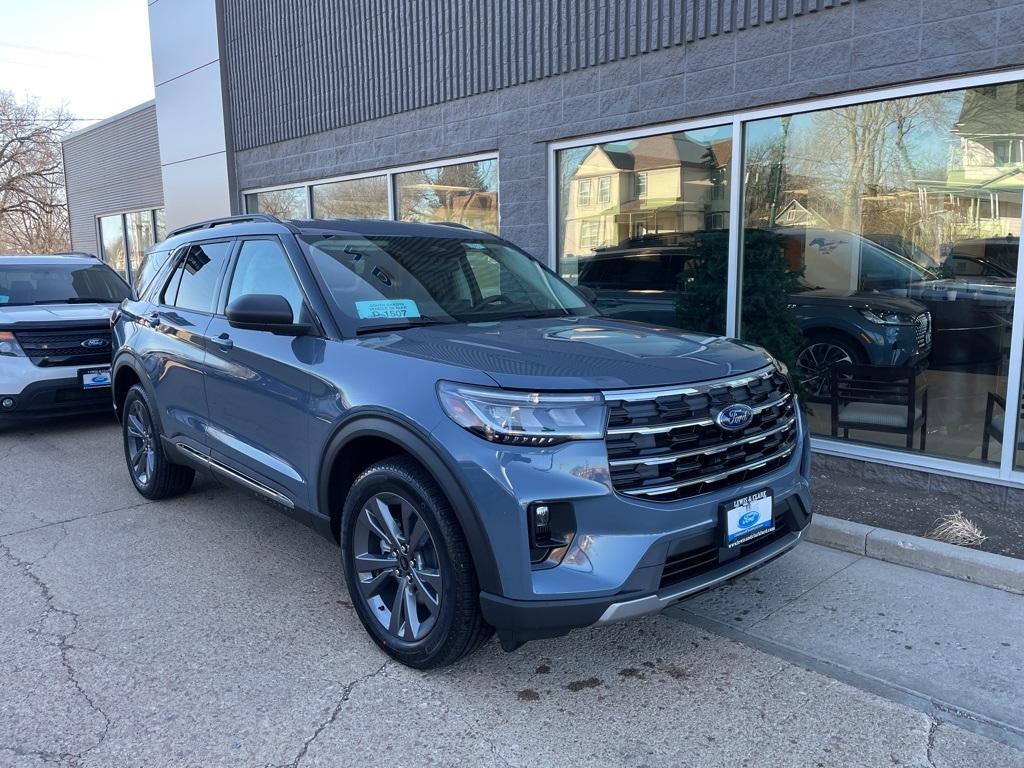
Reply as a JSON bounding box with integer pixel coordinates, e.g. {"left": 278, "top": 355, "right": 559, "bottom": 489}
{"left": 527, "top": 501, "right": 577, "bottom": 567}
{"left": 1, "top": 397, "right": 14, "bottom": 409}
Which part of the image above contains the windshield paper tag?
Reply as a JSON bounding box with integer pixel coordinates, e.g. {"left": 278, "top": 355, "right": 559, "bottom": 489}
{"left": 356, "top": 299, "right": 421, "bottom": 320}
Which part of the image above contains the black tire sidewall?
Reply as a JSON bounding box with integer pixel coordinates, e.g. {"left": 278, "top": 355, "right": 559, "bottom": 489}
{"left": 122, "top": 385, "right": 157, "bottom": 494}
{"left": 341, "top": 465, "right": 463, "bottom": 664}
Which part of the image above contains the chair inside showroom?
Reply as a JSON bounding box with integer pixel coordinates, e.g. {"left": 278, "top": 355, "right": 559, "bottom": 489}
{"left": 830, "top": 363, "right": 928, "bottom": 450}
{"left": 981, "top": 392, "right": 1020, "bottom": 463}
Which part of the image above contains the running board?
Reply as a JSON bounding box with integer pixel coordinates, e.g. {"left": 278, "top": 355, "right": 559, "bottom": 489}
{"left": 175, "top": 442, "right": 294, "bottom": 509}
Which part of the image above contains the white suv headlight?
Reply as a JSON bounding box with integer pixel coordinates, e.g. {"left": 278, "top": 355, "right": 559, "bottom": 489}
{"left": 0, "top": 332, "right": 25, "bottom": 357}
{"left": 437, "top": 382, "right": 607, "bottom": 446}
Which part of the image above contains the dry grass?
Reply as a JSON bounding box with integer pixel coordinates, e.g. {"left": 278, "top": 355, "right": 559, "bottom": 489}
{"left": 927, "top": 512, "right": 987, "bottom": 548}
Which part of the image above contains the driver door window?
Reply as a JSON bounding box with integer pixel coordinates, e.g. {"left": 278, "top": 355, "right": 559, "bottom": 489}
{"left": 227, "top": 239, "right": 306, "bottom": 321}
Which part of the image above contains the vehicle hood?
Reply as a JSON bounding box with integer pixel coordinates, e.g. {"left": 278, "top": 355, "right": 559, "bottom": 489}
{"left": 0, "top": 302, "right": 116, "bottom": 329}
{"left": 356, "top": 316, "right": 774, "bottom": 390}
{"left": 790, "top": 289, "right": 927, "bottom": 315}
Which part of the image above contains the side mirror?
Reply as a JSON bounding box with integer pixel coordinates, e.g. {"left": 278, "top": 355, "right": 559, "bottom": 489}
{"left": 226, "top": 294, "right": 309, "bottom": 335}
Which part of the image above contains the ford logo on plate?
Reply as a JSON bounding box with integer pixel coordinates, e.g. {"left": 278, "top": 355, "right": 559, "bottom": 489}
{"left": 715, "top": 403, "right": 754, "bottom": 431}
{"left": 81, "top": 337, "right": 109, "bottom": 349}
{"left": 738, "top": 510, "right": 760, "bottom": 529}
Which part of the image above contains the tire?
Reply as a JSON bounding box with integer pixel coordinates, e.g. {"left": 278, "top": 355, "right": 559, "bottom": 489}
{"left": 340, "top": 457, "right": 493, "bottom": 668}
{"left": 795, "top": 333, "right": 866, "bottom": 402}
{"left": 122, "top": 384, "right": 195, "bottom": 499}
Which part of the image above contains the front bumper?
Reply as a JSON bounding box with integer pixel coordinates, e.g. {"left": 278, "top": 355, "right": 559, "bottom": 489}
{"left": 0, "top": 368, "right": 112, "bottom": 420}
{"left": 431, "top": 407, "right": 813, "bottom": 648}
{"left": 480, "top": 493, "right": 809, "bottom": 649}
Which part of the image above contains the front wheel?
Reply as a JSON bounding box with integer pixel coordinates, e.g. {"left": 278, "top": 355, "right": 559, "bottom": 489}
{"left": 340, "top": 457, "right": 492, "bottom": 668}
{"left": 122, "top": 384, "right": 194, "bottom": 499}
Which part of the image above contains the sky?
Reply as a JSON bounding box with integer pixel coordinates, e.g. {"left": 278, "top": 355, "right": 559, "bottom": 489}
{"left": 0, "top": 0, "right": 154, "bottom": 128}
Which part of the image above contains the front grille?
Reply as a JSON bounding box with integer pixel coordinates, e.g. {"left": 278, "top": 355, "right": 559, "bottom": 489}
{"left": 604, "top": 367, "right": 797, "bottom": 502}
{"left": 915, "top": 312, "right": 932, "bottom": 351}
{"left": 14, "top": 328, "right": 112, "bottom": 367}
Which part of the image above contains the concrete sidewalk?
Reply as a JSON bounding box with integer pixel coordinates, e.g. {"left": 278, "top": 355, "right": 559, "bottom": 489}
{"left": 669, "top": 541, "right": 1024, "bottom": 752}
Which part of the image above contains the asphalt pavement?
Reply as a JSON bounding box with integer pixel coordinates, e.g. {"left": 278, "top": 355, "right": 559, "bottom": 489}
{"left": 1, "top": 414, "right": 1022, "bottom": 767}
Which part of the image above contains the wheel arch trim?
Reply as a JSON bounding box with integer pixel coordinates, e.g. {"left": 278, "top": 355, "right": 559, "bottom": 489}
{"left": 318, "top": 411, "right": 503, "bottom": 595}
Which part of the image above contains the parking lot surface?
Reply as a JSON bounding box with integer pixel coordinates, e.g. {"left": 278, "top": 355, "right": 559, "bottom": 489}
{"left": 2, "top": 415, "right": 1022, "bottom": 767}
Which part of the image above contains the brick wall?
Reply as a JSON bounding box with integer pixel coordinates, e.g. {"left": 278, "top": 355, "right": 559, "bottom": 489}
{"left": 228, "top": 0, "right": 1024, "bottom": 261}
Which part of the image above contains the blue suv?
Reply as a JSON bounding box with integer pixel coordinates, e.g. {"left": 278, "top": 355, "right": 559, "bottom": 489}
{"left": 112, "top": 215, "right": 811, "bottom": 668}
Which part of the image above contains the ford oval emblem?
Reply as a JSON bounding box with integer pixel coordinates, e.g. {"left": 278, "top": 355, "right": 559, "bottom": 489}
{"left": 81, "top": 337, "right": 109, "bottom": 349}
{"left": 715, "top": 403, "right": 754, "bottom": 431}
{"left": 738, "top": 511, "right": 760, "bottom": 529}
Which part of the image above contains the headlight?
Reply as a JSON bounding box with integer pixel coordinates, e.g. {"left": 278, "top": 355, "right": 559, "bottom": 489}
{"left": 858, "top": 308, "right": 914, "bottom": 325}
{"left": 763, "top": 351, "right": 789, "bottom": 377}
{"left": 437, "top": 382, "right": 607, "bottom": 445}
{"left": 0, "top": 332, "right": 25, "bottom": 357}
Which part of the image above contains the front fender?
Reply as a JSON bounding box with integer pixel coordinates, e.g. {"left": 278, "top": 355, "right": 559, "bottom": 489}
{"left": 317, "top": 411, "right": 503, "bottom": 595}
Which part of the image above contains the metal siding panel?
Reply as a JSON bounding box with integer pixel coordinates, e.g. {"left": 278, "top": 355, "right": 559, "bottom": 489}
{"left": 62, "top": 105, "right": 163, "bottom": 256}
{"left": 223, "top": 0, "right": 859, "bottom": 150}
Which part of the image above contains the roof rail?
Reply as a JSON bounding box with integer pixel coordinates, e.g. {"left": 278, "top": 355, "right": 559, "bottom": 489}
{"left": 167, "top": 214, "right": 283, "bottom": 239}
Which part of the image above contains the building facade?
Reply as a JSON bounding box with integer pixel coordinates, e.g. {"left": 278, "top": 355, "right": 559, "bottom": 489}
{"left": 64, "top": 0, "right": 1024, "bottom": 497}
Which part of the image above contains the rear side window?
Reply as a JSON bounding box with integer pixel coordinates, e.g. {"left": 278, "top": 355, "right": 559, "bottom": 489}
{"left": 162, "top": 241, "right": 232, "bottom": 312}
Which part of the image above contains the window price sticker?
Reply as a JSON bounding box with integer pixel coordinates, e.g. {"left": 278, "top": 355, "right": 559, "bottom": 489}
{"left": 355, "top": 299, "right": 421, "bottom": 320}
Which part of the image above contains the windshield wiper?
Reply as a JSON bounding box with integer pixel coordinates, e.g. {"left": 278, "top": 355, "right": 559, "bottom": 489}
{"left": 64, "top": 297, "right": 122, "bottom": 304}
{"left": 355, "top": 317, "right": 452, "bottom": 335}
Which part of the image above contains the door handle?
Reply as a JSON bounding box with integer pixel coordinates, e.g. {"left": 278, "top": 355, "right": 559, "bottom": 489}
{"left": 215, "top": 332, "right": 234, "bottom": 351}
{"left": 147, "top": 312, "right": 161, "bottom": 325}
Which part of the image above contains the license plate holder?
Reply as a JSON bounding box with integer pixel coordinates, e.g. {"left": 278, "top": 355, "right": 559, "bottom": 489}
{"left": 721, "top": 489, "right": 774, "bottom": 549}
{"left": 80, "top": 367, "right": 112, "bottom": 390}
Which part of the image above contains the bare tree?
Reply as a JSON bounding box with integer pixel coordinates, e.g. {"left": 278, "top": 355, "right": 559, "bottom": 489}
{"left": 0, "top": 92, "right": 73, "bottom": 254}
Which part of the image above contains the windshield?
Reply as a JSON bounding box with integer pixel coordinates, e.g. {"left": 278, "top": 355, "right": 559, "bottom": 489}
{"left": 0, "top": 262, "right": 131, "bottom": 306}
{"left": 301, "top": 234, "right": 593, "bottom": 332}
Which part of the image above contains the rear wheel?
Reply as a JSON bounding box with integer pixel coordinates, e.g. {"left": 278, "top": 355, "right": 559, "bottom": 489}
{"left": 796, "top": 334, "right": 864, "bottom": 401}
{"left": 122, "top": 384, "right": 194, "bottom": 499}
{"left": 340, "top": 457, "right": 492, "bottom": 668}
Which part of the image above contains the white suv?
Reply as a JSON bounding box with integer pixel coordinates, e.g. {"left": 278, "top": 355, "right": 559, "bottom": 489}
{"left": 0, "top": 254, "right": 131, "bottom": 422}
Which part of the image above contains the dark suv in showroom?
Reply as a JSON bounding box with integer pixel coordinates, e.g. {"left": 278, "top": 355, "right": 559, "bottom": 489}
{"left": 576, "top": 229, "right": 932, "bottom": 399}
{"left": 111, "top": 214, "right": 811, "bottom": 668}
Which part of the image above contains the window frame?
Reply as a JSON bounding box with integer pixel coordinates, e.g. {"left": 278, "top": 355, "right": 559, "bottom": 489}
{"left": 597, "top": 176, "right": 611, "bottom": 205}
{"left": 547, "top": 66, "right": 1024, "bottom": 487}
{"left": 634, "top": 172, "right": 648, "bottom": 200}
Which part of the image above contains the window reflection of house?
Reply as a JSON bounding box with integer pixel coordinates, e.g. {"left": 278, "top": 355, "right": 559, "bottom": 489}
{"left": 562, "top": 132, "right": 731, "bottom": 270}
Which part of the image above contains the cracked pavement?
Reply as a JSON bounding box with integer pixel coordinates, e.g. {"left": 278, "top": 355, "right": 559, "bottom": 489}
{"left": 1, "top": 414, "right": 1022, "bottom": 767}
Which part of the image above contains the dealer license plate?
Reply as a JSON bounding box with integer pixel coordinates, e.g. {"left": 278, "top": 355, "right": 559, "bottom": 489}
{"left": 722, "top": 490, "right": 774, "bottom": 548}
{"left": 80, "top": 367, "right": 112, "bottom": 390}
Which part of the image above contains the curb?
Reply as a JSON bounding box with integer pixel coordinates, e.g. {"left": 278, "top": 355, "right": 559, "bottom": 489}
{"left": 805, "top": 514, "right": 1024, "bottom": 596}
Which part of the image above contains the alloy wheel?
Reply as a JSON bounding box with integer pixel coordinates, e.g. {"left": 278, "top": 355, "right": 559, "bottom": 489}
{"left": 125, "top": 400, "right": 156, "bottom": 486}
{"left": 796, "top": 342, "right": 854, "bottom": 398}
{"left": 352, "top": 492, "right": 443, "bottom": 642}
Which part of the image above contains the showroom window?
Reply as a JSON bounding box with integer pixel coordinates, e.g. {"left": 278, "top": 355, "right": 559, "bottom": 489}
{"left": 556, "top": 126, "right": 734, "bottom": 334}
{"left": 740, "top": 82, "right": 1023, "bottom": 466}
{"left": 552, "top": 73, "right": 1024, "bottom": 479}
{"left": 243, "top": 154, "right": 499, "bottom": 235}
{"left": 98, "top": 208, "right": 165, "bottom": 285}
{"left": 244, "top": 186, "right": 308, "bottom": 219}
{"left": 395, "top": 158, "right": 498, "bottom": 233}
{"left": 312, "top": 175, "right": 388, "bottom": 219}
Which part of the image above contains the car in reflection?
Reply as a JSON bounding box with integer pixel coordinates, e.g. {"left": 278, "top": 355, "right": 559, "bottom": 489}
{"left": 778, "top": 228, "right": 1012, "bottom": 371}
{"left": 574, "top": 230, "right": 932, "bottom": 399}
{"left": 942, "top": 236, "right": 1019, "bottom": 282}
